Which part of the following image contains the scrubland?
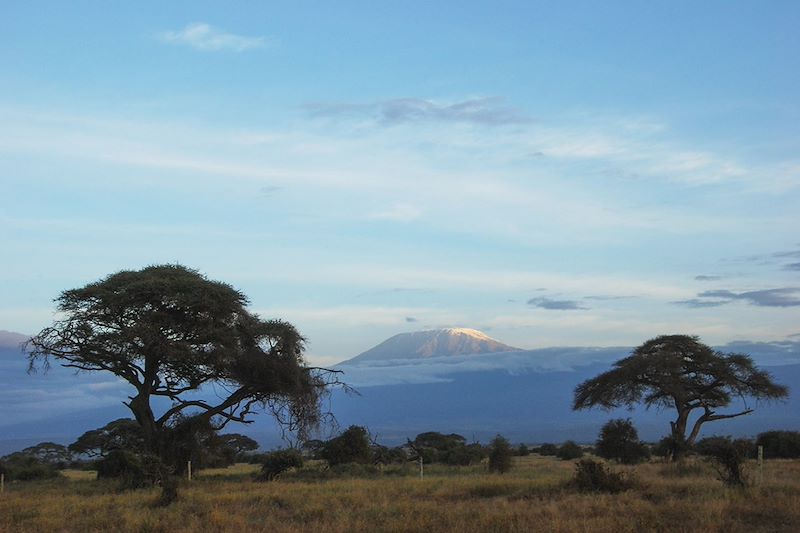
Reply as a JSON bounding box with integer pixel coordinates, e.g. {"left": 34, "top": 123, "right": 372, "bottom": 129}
{"left": 1, "top": 455, "right": 799, "bottom": 532}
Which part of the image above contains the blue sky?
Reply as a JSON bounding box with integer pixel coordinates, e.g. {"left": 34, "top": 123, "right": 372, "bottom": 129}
{"left": 1, "top": 1, "right": 799, "bottom": 365}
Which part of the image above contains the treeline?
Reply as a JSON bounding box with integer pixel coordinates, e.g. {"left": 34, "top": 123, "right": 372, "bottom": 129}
{"left": 0, "top": 418, "right": 258, "bottom": 483}
{"left": 3, "top": 418, "right": 800, "bottom": 485}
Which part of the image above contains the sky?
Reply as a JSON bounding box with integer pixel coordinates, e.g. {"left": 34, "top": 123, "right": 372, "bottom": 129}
{"left": 1, "top": 1, "right": 799, "bottom": 366}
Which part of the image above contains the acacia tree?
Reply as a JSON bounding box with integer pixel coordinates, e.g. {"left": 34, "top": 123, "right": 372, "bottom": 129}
{"left": 69, "top": 419, "right": 144, "bottom": 458}
{"left": 27, "top": 265, "right": 342, "bottom": 470}
{"left": 573, "top": 335, "right": 788, "bottom": 458}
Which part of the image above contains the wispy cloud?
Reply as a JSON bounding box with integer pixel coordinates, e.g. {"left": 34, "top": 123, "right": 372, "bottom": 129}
{"left": 671, "top": 298, "right": 730, "bottom": 308}
{"left": 695, "top": 275, "right": 723, "bottom": 281}
{"left": 305, "top": 97, "right": 531, "bottom": 126}
{"left": 367, "top": 203, "right": 422, "bottom": 222}
{"left": 675, "top": 287, "right": 800, "bottom": 308}
{"left": 527, "top": 297, "right": 588, "bottom": 311}
{"left": 785, "top": 263, "right": 800, "bottom": 271}
{"left": 699, "top": 288, "right": 800, "bottom": 307}
{"left": 158, "top": 23, "right": 267, "bottom": 52}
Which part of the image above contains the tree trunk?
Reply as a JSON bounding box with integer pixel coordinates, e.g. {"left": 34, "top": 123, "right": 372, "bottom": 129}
{"left": 668, "top": 409, "right": 690, "bottom": 461}
{"left": 127, "top": 393, "right": 159, "bottom": 454}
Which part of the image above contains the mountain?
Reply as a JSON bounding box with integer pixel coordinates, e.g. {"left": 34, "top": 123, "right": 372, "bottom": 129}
{"left": 0, "top": 330, "right": 28, "bottom": 349}
{"left": 341, "top": 328, "right": 521, "bottom": 364}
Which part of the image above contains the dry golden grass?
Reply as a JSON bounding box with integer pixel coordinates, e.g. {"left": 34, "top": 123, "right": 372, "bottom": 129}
{"left": 1, "top": 456, "right": 798, "bottom": 532}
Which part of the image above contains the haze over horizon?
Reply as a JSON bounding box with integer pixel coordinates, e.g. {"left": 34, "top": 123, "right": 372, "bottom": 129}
{"left": 2, "top": 2, "right": 799, "bottom": 367}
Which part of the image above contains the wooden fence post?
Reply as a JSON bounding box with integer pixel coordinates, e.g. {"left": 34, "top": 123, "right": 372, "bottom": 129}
{"left": 757, "top": 445, "right": 763, "bottom": 484}
{"left": 187, "top": 460, "right": 192, "bottom": 481}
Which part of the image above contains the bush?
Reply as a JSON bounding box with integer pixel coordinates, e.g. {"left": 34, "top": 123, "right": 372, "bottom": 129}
{"left": 572, "top": 458, "right": 634, "bottom": 493}
{"left": 756, "top": 431, "right": 800, "bottom": 459}
{"left": 595, "top": 419, "right": 650, "bottom": 464}
{"left": 535, "top": 443, "right": 558, "bottom": 456}
{"left": 321, "top": 426, "right": 373, "bottom": 466}
{"left": 556, "top": 441, "right": 584, "bottom": 460}
{"left": 95, "top": 449, "right": 166, "bottom": 489}
{"left": 653, "top": 435, "right": 690, "bottom": 460}
{"left": 517, "top": 444, "right": 530, "bottom": 456}
{"left": 488, "top": 435, "right": 513, "bottom": 474}
{"left": 256, "top": 449, "right": 304, "bottom": 481}
{"left": 697, "top": 436, "right": 749, "bottom": 487}
{"left": 696, "top": 436, "right": 755, "bottom": 459}
{"left": 0, "top": 453, "right": 61, "bottom": 481}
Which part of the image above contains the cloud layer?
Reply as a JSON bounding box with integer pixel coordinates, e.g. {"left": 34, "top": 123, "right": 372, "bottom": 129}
{"left": 305, "top": 97, "right": 531, "bottom": 126}
{"left": 674, "top": 287, "right": 800, "bottom": 308}
{"left": 158, "top": 23, "right": 267, "bottom": 52}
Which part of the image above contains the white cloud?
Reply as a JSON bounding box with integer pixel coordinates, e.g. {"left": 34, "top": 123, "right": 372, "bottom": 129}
{"left": 367, "top": 203, "right": 422, "bottom": 222}
{"left": 157, "top": 23, "right": 267, "bottom": 52}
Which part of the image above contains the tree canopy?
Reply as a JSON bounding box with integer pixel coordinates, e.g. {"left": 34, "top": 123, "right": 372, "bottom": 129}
{"left": 573, "top": 335, "right": 788, "bottom": 456}
{"left": 27, "top": 264, "right": 342, "bottom": 467}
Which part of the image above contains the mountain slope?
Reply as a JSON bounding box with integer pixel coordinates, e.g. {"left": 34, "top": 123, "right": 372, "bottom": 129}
{"left": 342, "top": 328, "right": 521, "bottom": 364}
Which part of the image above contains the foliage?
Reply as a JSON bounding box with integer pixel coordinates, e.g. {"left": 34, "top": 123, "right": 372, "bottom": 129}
{"left": 572, "top": 458, "right": 634, "bottom": 493}
{"left": 756, "top": 430, "right": 800, "bottom": 458}
{"left": 321, "top": 426, "right": 373, "bottom": 466}
{"left": 573, "top": 335, "right": 788, "bottom": 458}
{"left": 696, "top": 436, "right": 750, "bottom": 487}
{"left": 408, "top": 432, "right": 486, "bottom": 466}
{"left": 218, "top": 433, "right": 259, "bottom": 460}
{"left": 69, "top": 419, "right": 144, "bottom": 458}
{"left": 0, "top": 452, "right": 61, "bottom": 481}
{"left": 535, "top": 443, "right": 558, "bottom": 456}
{"left": 16, "top": 442, "right": 73, "bottom": 469}
{"left": 371, "top": 444, "right": 408, "bottom": 465}
{"left": 652, "top": 435, "right": 690, "bottom": 460}
{"left": 596, "top": 419, "right": 650, "bottom": 464}
{"left": 516, "top": 444, "right": 530, "bottom": 456}
{"left": 26, "top": 265, "right": 343, "bottom": 476}
{"left": 695, "top": 436, "right": 755, "bottom": 459}
{"left": 556, "top": 441, "right": 584, "bottom": 460}
{"left": 95, "top": 449, "right": 169, "bottom": 490}
{"left": 488, "top": 435, "right": 513, "bottom": 473}
{"left": 256, "top": 449, "right": 303, "bottom": 481}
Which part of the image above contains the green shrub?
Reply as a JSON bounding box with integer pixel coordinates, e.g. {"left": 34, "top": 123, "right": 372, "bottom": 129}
{"left": 756, "top": 431, "right": 800, "bottom": 459}
{"left": 556, "top": 441, "right": 584, "bottom": 460}
{"left": 256, "top": 449, "right": 304, "bottom": 481}
{"left": 321, "top": 426, "right": 372, "bottom": 466}
{"left": 572, "top": 458, "right": 634, "bottom": 493}
{"left": 517, "top": 444, "right": 530, "bottom": 456}
{"left": 595, "top": 419, "right": 650, "bottom": 464}
{"left": 697, "top": 436, "right": 749, "bottom": 487}
{"left": 95, "top": 449, "right": 166, "bottom": 489}
{"left": 488, "top": 435, "right": 513, "bottom": 474}
{"left": 536, "top": 443, "right": 558, "bottom": 456}
{"left": 0, "top": 453, "right": 60, "bottom": 481}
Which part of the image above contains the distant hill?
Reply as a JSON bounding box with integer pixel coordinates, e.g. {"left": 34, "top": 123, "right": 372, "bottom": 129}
{"left": 342, "top": 328, "right": 521, "bottom": 364}
{"left": 0, "top": 330, "right": 28, "bottom": 349}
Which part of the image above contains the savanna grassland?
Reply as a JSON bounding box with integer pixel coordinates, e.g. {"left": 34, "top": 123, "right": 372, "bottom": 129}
{"left": 1, "top": 455, "right": 799, "bottom": 532}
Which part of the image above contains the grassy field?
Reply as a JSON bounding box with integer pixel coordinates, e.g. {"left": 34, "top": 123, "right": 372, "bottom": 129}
{"left": 2, "top": 455, "right": 799, "bottom": 532}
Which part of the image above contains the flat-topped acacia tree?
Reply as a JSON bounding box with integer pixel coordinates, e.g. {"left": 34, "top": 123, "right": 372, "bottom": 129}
{"left": 27, "top": 264, "right": 342, "bottom": 467}
{"left": 573, "top": 335, "right": 788, "bottom": 458}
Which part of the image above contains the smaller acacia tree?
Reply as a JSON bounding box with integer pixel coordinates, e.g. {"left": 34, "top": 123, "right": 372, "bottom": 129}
{"left": 70, "top": 419, "right": 144, "bottom": 458}
{"left": 574, "top": 335, "right": 788, "bottom": 459}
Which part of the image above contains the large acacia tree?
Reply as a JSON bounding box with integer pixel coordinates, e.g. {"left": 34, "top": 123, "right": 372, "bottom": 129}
{"left": 573, "top": 335, "right": 788, "bottom": 458}
{"left": 27, "top": 265, "right": 342, "bottom": 466}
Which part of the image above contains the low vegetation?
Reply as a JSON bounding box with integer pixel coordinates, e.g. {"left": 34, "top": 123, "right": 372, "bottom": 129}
{"left": 2, "top": 455, "right": 799, "bottom": 532}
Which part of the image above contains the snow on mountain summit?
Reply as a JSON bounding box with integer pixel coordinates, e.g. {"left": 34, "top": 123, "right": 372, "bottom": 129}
{"left": 341, "top": 328, "right": 521, "bottom": 364}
